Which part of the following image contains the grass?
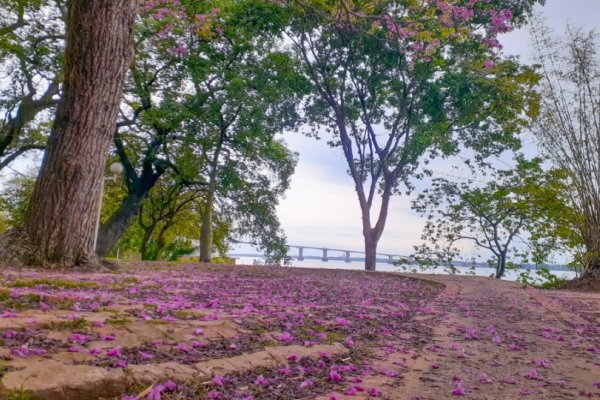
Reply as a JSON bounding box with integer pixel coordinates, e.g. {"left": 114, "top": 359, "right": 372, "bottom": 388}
{"left": 5, "top": 389, "right": 38, "bottom": 400}
{"left": 8, "top": 278, "right": 97, "bottom": 289}
{"left": 51, "top": 317, "right": 90, "bottom": 331}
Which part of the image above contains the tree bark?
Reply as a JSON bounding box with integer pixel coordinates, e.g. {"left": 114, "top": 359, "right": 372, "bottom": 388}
{"left": 364, "top": 232, "right": 377, "bottom": 271}
{"left": 199, "top": 189, "right": 215, "bottom": 263}
{"left": 495, "top": 253, "right": 507, "bottom": 279}
{"left": 199, "top": 133, "right": 223, "bottom": 263}
{"left": 18, "top": 0, "right": 138, "bottom": 268}
{"left": 581, "top": 257, "right": 600, "bottom": 280}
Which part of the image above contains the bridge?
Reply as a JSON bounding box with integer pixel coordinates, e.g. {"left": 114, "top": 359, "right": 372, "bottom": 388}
{"left": 228, "top": 242, "right": 410, "bottom": 264}
{"left": 224, "top": 241, "right": 574, "bottom": 272}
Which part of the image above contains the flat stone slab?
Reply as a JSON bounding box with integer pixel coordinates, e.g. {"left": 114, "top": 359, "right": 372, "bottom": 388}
{"left": 0, "top": 360, "right": 126, "bottom": 400}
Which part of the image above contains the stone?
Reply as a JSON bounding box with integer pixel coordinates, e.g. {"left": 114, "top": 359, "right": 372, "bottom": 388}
{"left": 126, "top": 362, "right": 202, "bottom": 385}
{"left": 1, "top": 360, "right": 125, "bottom": 400}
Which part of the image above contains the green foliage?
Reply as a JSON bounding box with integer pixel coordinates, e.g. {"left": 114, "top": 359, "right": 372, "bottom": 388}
{"left": 0, "top": 173, "right": 36, "bottom": 229}
{"left": 517, "top": 268, "right": 568, "bottom": 289}
{"left": 412, "top": 157, "right": 577, "bottom": 278}
{"left": 0, "top": 0, "right": 63, "bottom": 168}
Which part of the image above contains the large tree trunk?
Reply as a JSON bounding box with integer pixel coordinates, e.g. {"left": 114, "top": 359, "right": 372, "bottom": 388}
{"left": 96, "top": 193, "right": 145, "bottom": 256}
{"left": 18, "top": 0, "right": 138, "bottom": 268}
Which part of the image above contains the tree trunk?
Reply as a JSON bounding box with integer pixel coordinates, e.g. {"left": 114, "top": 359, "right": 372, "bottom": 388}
{"left": 495, "top": 254, "right": 507, "bottom": 279}
{"left": 140, "top": 227, "right": 155, "bottom": 261}
{"left": 20, "top": 0, "right": 138, "bottom": 268}
{"left": 199, "top": 134, "right": 223, "bottom": 263}
{"left": 364, "top": 232, "right": 377, "bottom": 271}
{"left": 580, "top": 256, "right": 600, "bottom": 280}
{"left": 199, "top": 190, "right": 215, "bottom": 263}
{"left": 96, "top": 193, "right": 145, "bottom": 256}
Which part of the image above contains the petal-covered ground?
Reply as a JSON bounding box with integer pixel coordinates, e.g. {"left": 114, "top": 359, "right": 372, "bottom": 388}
{"left": 0, "top": 263, "right": 597, "bottom": 400}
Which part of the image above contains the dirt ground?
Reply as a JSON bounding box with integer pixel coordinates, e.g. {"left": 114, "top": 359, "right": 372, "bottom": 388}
{"left": 375, "top": 274, "right": 600, "bottom": 399}
{"left": 0, "top": 264, "right": 597, "bottom": 399}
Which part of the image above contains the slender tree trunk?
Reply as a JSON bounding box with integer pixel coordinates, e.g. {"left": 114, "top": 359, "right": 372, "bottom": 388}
{"left": 199, "top": 135, "right": 223, "bottom": 263}
{"left": 364, "top": 231, "right": 378, "bottom": 271}
{"left": 495, "top": 253, "right": 507, "bottom": 279}
{"left": 199, "top": 190, "right": 215, "bottom": 263}
{"left": 11, "top": 0, "right": 138, "bottom": 268}
{"left": 140, "top": 226, "right": 156, "bottom": 261}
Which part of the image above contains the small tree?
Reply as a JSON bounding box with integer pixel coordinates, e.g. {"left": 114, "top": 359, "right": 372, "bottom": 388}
{"left": 531, "top": 22, "right": 600, "bottom": 281}
{"left": 412, "top": 158, "right": 569, "bottom": 278}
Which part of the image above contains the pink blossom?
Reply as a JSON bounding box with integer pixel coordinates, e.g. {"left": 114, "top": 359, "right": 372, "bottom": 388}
{"left": 525, "top": 369, "right": 539, "bottom": 380}
{"left": 148, "top": 384, "right": 164, "bottom": 400}
{"left": 277, "top": 332, "right": 294, "bottom": 343}
{"left": 533, "top": 359, "right": 551, "bottom": 368}
{"left": 479, "top": 372, "right": 492, "bottom": 384}
{"left": 254, "top": 375, "right": 269, "bottom": 386}
{"left": 300, "top": 379, "right": 314, "bottom": 388}
{"left": 89, "top": 347, "right": 102, "bottom": 356}
{"left": 212, "top": 375, "right": 225, "bottom": 387}
{"left": 452, "top": 381, "right": 465, "bottom": 395}
{"left": 368, "top": 387, "right": 382, "bottom": 397}
{"left": 193, "top": 328, "right": 204, "bottom": 336}
{"left": 329, "top": 370, "right": 343, "bottom": 382}
{"left": 106, "top": 347, "right": 122, "bottom": 358}
{"left": 485, "top": 59, "right": 494, "bottom": 70}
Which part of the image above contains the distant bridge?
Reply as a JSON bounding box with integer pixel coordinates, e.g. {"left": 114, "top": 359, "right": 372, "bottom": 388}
{"left": 225, "top": 241, "right": 574, "bottom": 271}
{"left": 229, "top": 241, "right": 410, "bottom": 264}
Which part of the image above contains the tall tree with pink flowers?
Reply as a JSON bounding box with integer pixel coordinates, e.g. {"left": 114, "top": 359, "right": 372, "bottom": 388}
{"left": 284, "top": 0, "right": 542, "bottom": 270}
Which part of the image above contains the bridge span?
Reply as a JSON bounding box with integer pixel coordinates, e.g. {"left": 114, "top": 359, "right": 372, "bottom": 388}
{"left": 229, "top": 242, "right": 409, "bottom": 264}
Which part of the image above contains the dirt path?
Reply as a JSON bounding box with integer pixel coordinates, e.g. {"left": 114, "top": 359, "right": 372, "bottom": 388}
{"left": 0, "top": 265, "right": 598, "bottom": 399}
{"left": 366, "top": 274, "right": 600, "bottom": 399}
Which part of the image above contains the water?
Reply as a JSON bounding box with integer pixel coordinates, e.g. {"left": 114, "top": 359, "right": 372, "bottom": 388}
{"left": 232, "top": 256, "right": 578, "bottom": 282}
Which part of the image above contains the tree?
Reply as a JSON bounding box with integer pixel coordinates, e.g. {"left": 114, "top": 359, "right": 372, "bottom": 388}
{"left": 285, "top": 0, "right": 541, "bottom": 270}
{"left": 183, "top": 1, "right": 304, "bottom": 262}
{"left": 136, "top": 177, "right": 202, "bottom": 260}
{"left": 531, "top": 22, "right": 600, "bottom": 281}
{"left": 0, "top": 0, "right": 139, "bottom": 268}
{"left": 94, "top": 0, "right": 220, "bottom": 256}
{"left": 0, "top": 0, "right": 63, "bottom": 170}
{"left": 412, "top": 158, "right": 570, "bottom": 278}
{"left": 97, "top": 0, "right": 304, "bottom": 261}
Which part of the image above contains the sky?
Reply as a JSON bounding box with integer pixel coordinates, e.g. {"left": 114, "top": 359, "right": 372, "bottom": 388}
{"left": 275, "top": 0, "right": 600, "bottom": 257}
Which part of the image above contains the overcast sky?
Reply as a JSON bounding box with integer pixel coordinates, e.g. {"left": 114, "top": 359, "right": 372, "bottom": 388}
{"left": 276, "top": 0, "right": 600, "bottom": 257}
